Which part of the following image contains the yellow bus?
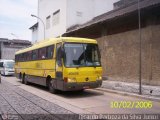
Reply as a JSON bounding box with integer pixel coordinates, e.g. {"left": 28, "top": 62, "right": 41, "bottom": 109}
{"left": 15, "top": 37, "right": 102, "bottom": 93}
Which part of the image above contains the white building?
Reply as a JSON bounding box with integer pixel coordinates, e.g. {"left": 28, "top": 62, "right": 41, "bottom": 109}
{"left": 29, "top": 23, "right": 38, "bottom": 43}
{"left": 30, "top": 0, "right": 116, "bottom": 43}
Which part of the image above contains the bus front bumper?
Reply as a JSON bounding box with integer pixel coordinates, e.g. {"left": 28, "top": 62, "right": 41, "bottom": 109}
{"left": 62, "top": 80, "right": 102, "bottom": 91}
{"left": 4, "top": 71, "right": 15, "bottom": 76}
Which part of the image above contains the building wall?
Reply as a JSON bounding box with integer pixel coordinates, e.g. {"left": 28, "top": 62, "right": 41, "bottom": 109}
{"left": 1, "top": 47, "right": 20, "bottom": 60}
{"left": 97, "top": 24, "right": 160, "bottom": 85}
{"left": 32, "top": 28, "right": 38, "bottom": 44}
{"left": 67, "top": 0, "right": 117, "bottom": 28}
{"left": 0, "top": 38, "right": 31, "bottom": 60}
{"left": 67, "top": 0, "right": 94, "bottom": 28}
{"left": 37, "top": 0, "right": 117, "bottom": 41}
{"left": 38, "top": 0, "right": 67, "bottom": 40}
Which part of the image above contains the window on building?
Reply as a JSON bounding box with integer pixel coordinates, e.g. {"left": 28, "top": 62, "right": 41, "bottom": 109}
{"left": 52, "top": 9, "right": 60, "bottom": 26}
{"left": 46, "top": 15, "right": 51, "bottom": 29}
{"left": 76, "top": 11, "right": 82, "bottom": 17}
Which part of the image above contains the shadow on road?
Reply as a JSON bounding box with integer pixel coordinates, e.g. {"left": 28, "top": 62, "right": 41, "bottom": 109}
{"left": 18, "top": 81, "right": 103, "bottom": 98}
{"left": 1, "top": 75, "right": 15, "bottom": 77}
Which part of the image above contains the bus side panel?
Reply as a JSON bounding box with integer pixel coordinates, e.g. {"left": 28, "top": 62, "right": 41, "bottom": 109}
{"left": 14, "top": 59, "right": 56, "bottom": 86}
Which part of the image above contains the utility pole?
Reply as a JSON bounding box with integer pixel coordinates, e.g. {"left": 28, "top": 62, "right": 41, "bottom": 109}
{"left": 138, "top": 0, "right": 142, "bottom": 95}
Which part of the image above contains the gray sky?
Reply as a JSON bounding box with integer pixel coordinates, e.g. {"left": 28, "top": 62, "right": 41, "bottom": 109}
{"left": 0, "top": 0, "right": 118, "bottom": 41}
{"left": 0, "top": 0, "right": 38, "bottom": 41}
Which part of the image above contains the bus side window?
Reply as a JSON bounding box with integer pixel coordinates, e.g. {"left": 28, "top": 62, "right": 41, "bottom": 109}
{"left": 38, "top": 47, "right": 46, "bottom": 59}
{"left": 0, "top": 62, "right": 3, "bottom": 67}
{"left": 56, "top": 43, "right": 62, "bottom": 66}
{"left": 27, "top": 51, "right": 32, "bottom": 61}
{"left": 46, "top": 45, "right": 54, "bottom": 59}
{"left": 32, "top": 50, "right": 38, "bottom": 60}
{"left": 24, "top": 53, "right": 27, "bottom": 61}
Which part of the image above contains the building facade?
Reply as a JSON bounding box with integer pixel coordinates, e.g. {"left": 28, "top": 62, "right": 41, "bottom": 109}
{"left": 29, "top": 23, "right": 38, "bottom": 44}
{"left": 63, "top": 0, "right": 160, "bottom": 86}
{"left": 0, "top": 38, "right": 31, "bottom": 60}
{"left": 30, "top": 0, "right": 118, "bottom": 43}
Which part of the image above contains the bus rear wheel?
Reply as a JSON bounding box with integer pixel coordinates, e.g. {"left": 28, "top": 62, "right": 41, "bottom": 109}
{"left": 23, "top": 74, "right": 28, "bottom": 85}
{"left": 21, "top": 73, "right": 24, "bottom": 84}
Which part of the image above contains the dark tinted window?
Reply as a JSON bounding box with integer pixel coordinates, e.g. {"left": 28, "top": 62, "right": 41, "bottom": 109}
{"left": 32, "top": 50, "right": 38, "bottom": 60}
{"left": 0, "top": 62, "right": 3, "bottom": 67}
{"left": 27, "top": 51, "right": 32, "bottom": 61}
{"left": 15, "top": 55, "right": 18, "bottom": 62}
{"left": 23, "top": 53, "right": 28, "bottom": 61}
{"left": 46, "top": 45, "right": 54, "bottom": 59}
{"left": 38, "top": 47, "right": 46, "bottom": 59}
{"left": 19, "top": 54, "right": 22, "bottom": 61}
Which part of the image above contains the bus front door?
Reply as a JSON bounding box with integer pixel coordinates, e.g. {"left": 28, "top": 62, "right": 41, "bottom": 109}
{"left": 55, "top": 43, "right": 63, "bottom": 90}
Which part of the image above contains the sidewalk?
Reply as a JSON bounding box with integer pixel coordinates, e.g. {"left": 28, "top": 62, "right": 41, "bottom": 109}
{"left": 98, "top": 80, "right": 160, "bottom": 101}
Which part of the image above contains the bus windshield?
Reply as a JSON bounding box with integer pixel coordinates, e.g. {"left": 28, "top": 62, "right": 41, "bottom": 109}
{"left": 64, "top": 43, "right": 101, "bottom": 67}
{"left": 4, "top": 62, "right": 15, "bottom": 68}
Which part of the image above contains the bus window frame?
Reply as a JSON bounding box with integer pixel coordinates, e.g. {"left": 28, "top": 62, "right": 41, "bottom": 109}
{"left": 15, "top": 44, "right": 55, "bottom": 62}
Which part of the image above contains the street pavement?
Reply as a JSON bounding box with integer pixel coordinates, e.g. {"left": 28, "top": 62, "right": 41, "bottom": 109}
{"left": 0, "top": 76, "right": 160, "bottom": 119}
{"left": 0, "top": 77, "right": 76, "bottom": 120}
{"left": 101, "top": 80, "right": 160, "bottom": 97}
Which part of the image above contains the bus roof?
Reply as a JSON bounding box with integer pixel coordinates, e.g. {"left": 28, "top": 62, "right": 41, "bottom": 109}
{"left": 0, "top": 59, "right": 14, "bottom": 62}
{"left": 15, "top": 37, "right": 97, "bottom": 55}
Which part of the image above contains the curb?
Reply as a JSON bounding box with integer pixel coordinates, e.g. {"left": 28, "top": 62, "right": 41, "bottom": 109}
{"left": 95, "top": 88, "right": 160, "bottom": 102}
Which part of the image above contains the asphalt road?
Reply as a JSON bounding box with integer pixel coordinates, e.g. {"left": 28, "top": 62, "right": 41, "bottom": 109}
{"left": 0, "top": 76, "right": 160, "bottom": 119}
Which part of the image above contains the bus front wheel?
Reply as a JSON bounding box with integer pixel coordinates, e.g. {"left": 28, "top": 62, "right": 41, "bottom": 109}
{"left": 48, "top": 79, "right": 57, "bottom": 94}
{"left": 20, "top": 73, "right": 24, "bottom": 84}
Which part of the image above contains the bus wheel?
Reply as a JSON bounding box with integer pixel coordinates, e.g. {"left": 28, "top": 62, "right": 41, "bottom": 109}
{"left": 48, "top": 79, "right": 57, "bottom": 94}
{"left": 24, "top": 75, "right": 29, "bottom": 85}
{"left": 79, "top": 89, "right": 84, "bottom": 92}
{"left": 21, "top": 73, "right": 24, "bottom": 84}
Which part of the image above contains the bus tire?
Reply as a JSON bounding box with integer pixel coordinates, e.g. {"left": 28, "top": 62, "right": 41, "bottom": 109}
{"left": 21, "top": 73, "right": 24, "bottom": 84}
{"left": 19, "top": 73, "right": 22, "bottom": 79}
{"left": 22, "top": 74, "right": 25, "bottom": 84}
{"left": 79, "top": 89, "right": 84, "bottom": 92}
{"left": 48, "top": 79, "right": 57, "bottom": 94}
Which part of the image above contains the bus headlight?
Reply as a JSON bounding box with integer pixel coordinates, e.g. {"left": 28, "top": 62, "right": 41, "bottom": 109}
{"left": 68, "top": 78, "right": 76, "bottom": 83}
{"left": 97, "top": 76, "right": 102, "bottom": 80}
